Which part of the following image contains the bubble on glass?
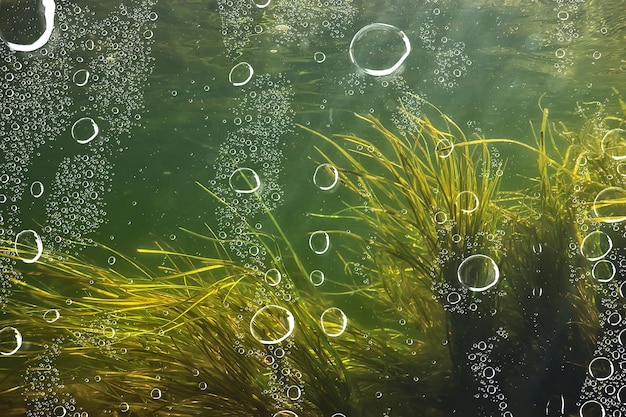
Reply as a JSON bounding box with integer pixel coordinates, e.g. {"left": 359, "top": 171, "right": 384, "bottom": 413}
{"left": 15, "top": 229, "right": 43, "bottom": 264}
{"left": 72, "top": 69, "right": 90, "bottom": 87}
{"left": 272, "top": 411, "right": 298, "bottom": 417}
{"left": 588, "top": 357, "right": 614, "bottom": 381}
{"left": 119, "top": 402, "right": 130, "bottom": 413}
{"left": 593, "top": 187, "right": 626, "bottom": 223}
{"left": 150, "top": 387, "right": 162, "bottom": 400}
{"left": 43, "top": 308, "right": 60, "bottom": 323}
{"left": 435, "top": 138, "right": 454, "bottom": 158}
{"left": 53, "top": 406, "right": 66, "bottom": 417}
{"left": 579, "top": 400, "right": 605, "bottom": 417}
{"left": 580, "top": 230, "right": 612, "bottom": 261}
{"left": 250, "top": 305, "right": 295, "bottom": 344}
{"left": 309, "top": 269, "right": 325, "bottom": 286}
{"left": 349, "top": 23, "right": 411, "bottom": 76}
{"left": 331, "top": 414, "right": 347, "bottom": 417}
{"left": 30, "top": 181, "right": 44, "bottom": 198}
{"left": 252, "top": 0, "right": 271, "bottom": 8}
{"left": 320, "top": 307, "right": 348, "bottom": 337}
{"left": 229, "top": 167, "right": 261, "bottom": 194}
{"left": 446, "top": 291, "right": 461, "bottom": 304}
{"left": 309, "top": 231, "right": 330, "bottom": 254}
{"left": 483, "top": 366, "right": 496, "bottom": 379}
{"left": 313, "top": 163, "right": 339, "bottom": 190}
{"left": 1, "top": 0, "right": 55, "bottom": 52}
{"left": 455, "top": 191, "right": 479, "bottom": 213}
{"left": 264, "top": 268, "right": 282, "bottom": 286}
{"left": 607, "top": 312, "right": 621, "bottom": 326}
{"left": 592, "top": 50, "right": 601, "bottom": 60}
{"left": 434, "top": 211, "right": 447, "bottom": 224}
{"left": 601, "top": 128, "right": 626, "bottom": 160}
{"left": 592, "top": 259, "right": 616, "bottom": 282}
{"left": 229, "top": 62, "right": 254, "bottom": 86}
{"left": 71, "top": 117, "right": 99, "bottom": 144}
{"left": 555, "top": 48, "right": 566, "bottom": 59}
{"left": 457, "top": 254, "right": 499, "bottom": 292}
{"left": 314, "top": 51, "right": 326, "bottom": 63}
{"left": 0, "top": 326, "right": 23, "bottom": 356}
{"left": 286, "top": 385, "right": 301, "bottom": 400}
{"left": 617, "top": 386, "right": 626, "bottom": 404}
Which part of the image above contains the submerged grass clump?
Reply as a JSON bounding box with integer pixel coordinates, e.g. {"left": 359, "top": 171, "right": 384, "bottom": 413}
{"left": 1, "top": 95, "right": 625, "bottom": 416}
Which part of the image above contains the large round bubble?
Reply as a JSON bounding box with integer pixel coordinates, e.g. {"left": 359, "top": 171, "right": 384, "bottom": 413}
{"left": 457, "top": 254, "right": 500, "bottom": 291}
{"left": 349, "top": 23, "right": 411, "bottom": 76}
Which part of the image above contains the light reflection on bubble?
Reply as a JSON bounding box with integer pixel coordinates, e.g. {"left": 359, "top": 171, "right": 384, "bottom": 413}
{"left": 320, "top": 307, "right": 348, "bottom": 337}
{"left": 2, "top": 0, "right": 56, "bottom": 52}
{"left": 309, "top": 269, "right": 325, "bottom": 286}
{"left": 15, "top": 229, "right": 43, "bottom": 264}
{"left": 229, "top": 62, "right": 254, "bottom": 86}
{"left": 457, "top": 254, "right": 499, "bottom": 291}
{"left": 592, "top": 259, "right": 615, "bottom": 282}
{"left": 229, "top": 167, "right": 261, "bottom": 193}
{"left": 579, "top": 400, "right": 605, "bottom": 417}
{"left": 43, "top": 308, "right": 60, "bottom": 323}
{"left": 309, "top": 231, "right": 330, "bottom": 254}
{"left": 72, "top": 69, "right": 90, "bottom": 86}
{"left": 313, "top": 163, "right": 339, "bottom": 190}
{"left": 30, "top": 181, "right": 44, "bottom": 198}
{"left": 314, "top": 51, "right": 326, "bottom": 63}
{"left": 250, "top": 305, "right": 295, "bottom": 344}
{"left": 71, "top": 117, "right": 99, "bottom": 144}
{"left": 349, "top": 23, "right": 411, "bottom": 76}
{"left": 580, "top": 230, "right": 612, "bottom": 261}
{"left": 264, "top": 268, "right": 282, "bottom": 286}
{"left": 0, "top": 326, "right": 23, "bottom": 356}
{"left": 455, "top": 190, "right": 479, "bottom": 213}
{"left": 593, "top": 187, "right": 626, "bottom": 223}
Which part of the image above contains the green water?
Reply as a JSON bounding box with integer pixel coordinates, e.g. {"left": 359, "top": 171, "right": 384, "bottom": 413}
{"left": 0, "top": 0, "right": 625, "bottom": 416}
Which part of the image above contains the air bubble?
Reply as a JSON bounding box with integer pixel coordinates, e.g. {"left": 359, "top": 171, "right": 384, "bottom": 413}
{"left": 309, "top": 231, "right": 330, "bottom": 254}
{"left": 71, "top": 117, "right": 99, "bottom": 144}
{"left": 0, "top": 326, "right": 22, "bottom": 356}
{"left": 321, "top": 307, "right": 348, "bottom": 337}
{"left": 309, "top": 270, "right": 325, "bottom": 286}
{"left": 313, "top": 163, "right": 339, "bottom": 190}
{"left": 229, "top": 167, "right": 261, "bottom": 193}
{"left": 593, "top": 187, "right": 626, "bottom": 223}
{"left": 250, "top": 305, "right": 295, "bottom": 344}
{"left": 2, "top": 0, "right": 56, "bottom": 52}
{"left": 349, "top": 23, "right": 411, "bottom": 76}
{"left": 15, "top": 229, "right": 43, "bottom": 264}
{"left": 264, "top": 268, "right": 282, "bottom": 286}
{"left": 229, "top": 62, "right": 254, "bottom": 86}
{"left": 455, "top": 191, "right": 479, "bottom": 213}
{"left": 580, "top": 231, "right": 612, "bottom": 261}
{"left": 457, "top": 254, "right": 499, "bottom": 291}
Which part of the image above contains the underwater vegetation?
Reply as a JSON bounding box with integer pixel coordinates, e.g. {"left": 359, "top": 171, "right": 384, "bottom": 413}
{"left": 1, "top": 94, "right": 626, "bottom": 417}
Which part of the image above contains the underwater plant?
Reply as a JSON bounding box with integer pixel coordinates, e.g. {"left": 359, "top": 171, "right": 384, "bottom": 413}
{"left": 1, "top": 95, "right": 624, "bottom": 416}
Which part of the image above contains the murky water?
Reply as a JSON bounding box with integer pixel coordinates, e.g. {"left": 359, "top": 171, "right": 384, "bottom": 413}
{"left": 0, "top": 1, "right": 625, "bottom": 416}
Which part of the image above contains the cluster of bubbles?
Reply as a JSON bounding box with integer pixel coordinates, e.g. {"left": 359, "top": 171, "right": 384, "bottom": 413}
{"left": 43, "top": 154, "right": 111, "bottom": 252}
{"left": 21, "top": 338, "right": 80, "bottom": 417}
{"left": 551, "top": 0, "right": 586, "bottom": 73}
{"left": 467, "top": 329, "right": 511, "bottom": 417}
{"left": 268, "top": 0, "right": 356, "bottom": 46}
{"left": 210, "top": 73, "right": 293, "bottom": 267}
{"left": 0, "top": 2, "right": 156, "bottom": 415}
{"left": 70, "top": 317, "right": 120, "bottom": 360}
{"left": 417, "top": 0, "right": 471, "bottom": 89}
{"left": 216, "top": 0, "right": 257, "bottom": 58}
